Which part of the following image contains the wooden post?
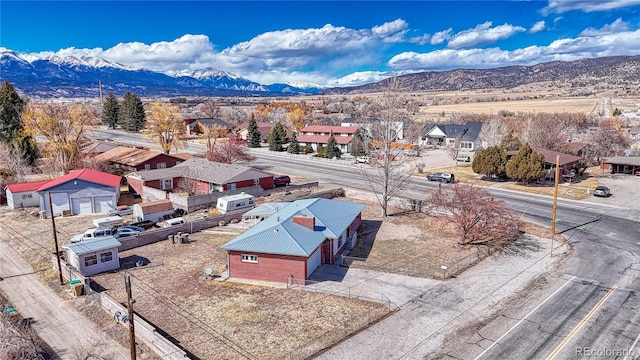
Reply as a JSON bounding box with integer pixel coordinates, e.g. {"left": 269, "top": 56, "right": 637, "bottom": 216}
{"left": 48, "top": 192, "right": 64, "bottom": 285}
{"left": 125, "top": 274, "right": 137, "bottom": 360}
{"left": 551, "top": 155, "right": 560, "bottom": 256}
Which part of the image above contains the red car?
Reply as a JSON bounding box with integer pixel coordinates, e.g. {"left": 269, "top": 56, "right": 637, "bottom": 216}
{"left": 273, "top": 175, "right": 291, "bottom": 186}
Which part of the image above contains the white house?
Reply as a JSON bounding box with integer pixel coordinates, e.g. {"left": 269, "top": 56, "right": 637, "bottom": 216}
{"left": 63, "top": 237, "right": 121, "bottom": 276}
{"left": 5, "top": 180, "right": 51, "bottom": 209}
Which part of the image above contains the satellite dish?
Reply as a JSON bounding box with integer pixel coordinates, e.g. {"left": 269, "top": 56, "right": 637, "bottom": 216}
{"left": 204, "top": 268, "right": 213, "bottom": 278}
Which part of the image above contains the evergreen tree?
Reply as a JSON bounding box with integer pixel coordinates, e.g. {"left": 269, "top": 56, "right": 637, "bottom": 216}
{"left": 350, "top": 130, "right": 367, "bottom": 156}
{"left": 101, "top": 92, "right": 120, "bottom": 129}
{"left": 472, "top": 145, "right": 507, "bottom": 178}
{"left": 16, "top": 135, "right": 38, "bottom": 166}
{"left": 267, "top": 122, "right": 287, "bottom": 151}
{"left": 119, "top": 92, "right": 146, "bottom": 132}
{"left": 287, "top": 133, "right": 300, "bottom": 154}
{"left": 500, "top": 132, "right": 522, "bottom": 151}
{"left": 325, "top": 134, "right": 341, "bottom": 159}
{"left": 0, "top": 80, "right": 25, "bottom": 142}
{"left": 247, "top": 116, "right": 262, "bottom": 148}
{"left": 506, "top": 143, "right": 546, "bottom": 183}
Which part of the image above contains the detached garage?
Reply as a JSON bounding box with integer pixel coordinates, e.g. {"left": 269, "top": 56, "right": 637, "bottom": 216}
{"left": 38, "top": 169, "right": 122, "bottom": 217}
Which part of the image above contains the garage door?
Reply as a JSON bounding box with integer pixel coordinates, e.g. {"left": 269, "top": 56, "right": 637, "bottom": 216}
{"left": 71, "top": 197, "right": 93, "bottom": 215}
{"left": 50, "top": 193, "right": 69, "bottom": 217}
{"left": 93, "top": 196, "right": 114, "bottom": 214}
{"left": 306, "top": 248, "right": 321, "bottom": 278}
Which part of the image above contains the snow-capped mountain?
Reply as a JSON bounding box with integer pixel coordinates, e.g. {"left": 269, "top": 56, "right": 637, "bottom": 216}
{"left": 0, "top": 48, "right": 323, "bottom": 98}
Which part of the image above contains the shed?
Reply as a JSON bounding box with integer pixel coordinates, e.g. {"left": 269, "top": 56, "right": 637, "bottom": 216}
{"left": 63, "top": 236, "right": 121, "bottom": 276}
{"left": 37, "top": 169, "right": 122, "bottom": 217}
{"left": 132, "top": 199, "right": 175, "bottom": 222}
{"left": 5, "top": 180, "right": 51, "bottom": 209}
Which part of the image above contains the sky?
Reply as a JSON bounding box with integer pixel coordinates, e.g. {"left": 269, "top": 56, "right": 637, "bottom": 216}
{"left": 2, "top": 0, "right": 640, "bottom": 87}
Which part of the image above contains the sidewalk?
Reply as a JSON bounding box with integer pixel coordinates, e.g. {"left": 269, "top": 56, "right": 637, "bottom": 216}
{"left": 315, "top": 236, "right": 568, "bottom": 360}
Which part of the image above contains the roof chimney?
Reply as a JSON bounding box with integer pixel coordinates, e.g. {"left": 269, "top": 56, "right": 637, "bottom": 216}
{"left": 293, "top": 214, "right": 315, "bottom": 230}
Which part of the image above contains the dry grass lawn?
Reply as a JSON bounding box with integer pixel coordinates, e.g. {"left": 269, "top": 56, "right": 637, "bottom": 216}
{"left": 421, "top": 97, "right": 599, "bottom": 116}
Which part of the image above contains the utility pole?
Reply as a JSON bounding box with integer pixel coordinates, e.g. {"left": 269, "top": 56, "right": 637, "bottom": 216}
{"left": 48, "top": 192, "right": 64, "bottom": 285}
{"left": 551, "top": 155, "right": 560, "bottom": 257}
{"left": 125, "top": 274, "right": 137, "bottom": 360}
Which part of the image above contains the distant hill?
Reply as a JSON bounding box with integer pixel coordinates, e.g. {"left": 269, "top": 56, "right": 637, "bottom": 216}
{"left": 324, "top": 55, "right": 640, "bottom": 94}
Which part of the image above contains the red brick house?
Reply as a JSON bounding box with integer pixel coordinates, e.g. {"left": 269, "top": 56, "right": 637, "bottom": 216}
{"left": 125, "top": 158, "right": 275, "bottom": 197}
{"left": 93, "top": 146, "right": 191, "bottom": 173}
{"left": 220, "top": 198, "right": 365, "bottom": 283}
{"left": 507, "top": 147, "right": 582, "bottom": 179}
{"left": 297, "top": 125, "right": 359, "bottom": 153}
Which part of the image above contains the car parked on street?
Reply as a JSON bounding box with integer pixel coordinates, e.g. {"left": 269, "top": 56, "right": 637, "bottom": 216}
{"left": 273, "top": 175, "right": 291, "bottom": 186}
{"left": 456, "top": 154, "right": 471, "bottom": 162}
{"left": 593, "top": 186, "right": 611, "bottom": 197}
{"left": 426, "top": 172, "right": 454, "bottom": 183}
{"left": 355, "top": 156, "right": 371, "bottom": 164}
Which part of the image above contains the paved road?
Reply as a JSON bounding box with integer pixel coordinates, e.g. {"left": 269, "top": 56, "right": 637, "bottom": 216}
{"left": 0, "top": 230, "right": 130, "bottom": 359}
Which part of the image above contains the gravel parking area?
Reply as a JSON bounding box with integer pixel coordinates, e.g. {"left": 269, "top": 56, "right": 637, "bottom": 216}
{"left": 587, "top": 173, "right": 640, "bottom": 209}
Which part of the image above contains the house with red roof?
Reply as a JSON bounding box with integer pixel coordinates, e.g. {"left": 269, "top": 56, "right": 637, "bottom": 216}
{"left": 296, "top": 125, "right": 359, "bottom": 153}
{"left": 5, "top": 180, "right": 52, "bottom": 209}
{"left": 37, "top": 169, "right": 122, "bottom": 217}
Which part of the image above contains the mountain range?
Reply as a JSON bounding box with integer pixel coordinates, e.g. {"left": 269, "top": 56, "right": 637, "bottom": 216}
{"left": 1, "top": 48, "right": 639, "bottom": 98}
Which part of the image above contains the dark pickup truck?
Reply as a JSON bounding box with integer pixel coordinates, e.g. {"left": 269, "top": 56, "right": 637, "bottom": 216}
{"left": 128, "top": 220, "right": 157, "bottom": 230}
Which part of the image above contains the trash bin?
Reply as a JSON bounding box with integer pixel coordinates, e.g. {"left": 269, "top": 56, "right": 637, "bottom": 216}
{"left": 71, "top": 283, "right": 83, "bottom": 297}
{"left": 182, "top": 233, "right": 189, "bottom": 243}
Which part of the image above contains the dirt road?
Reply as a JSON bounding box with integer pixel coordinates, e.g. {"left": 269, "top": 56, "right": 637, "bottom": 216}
{"left": 0, "top": 233, "right": 130, "bottom": 359}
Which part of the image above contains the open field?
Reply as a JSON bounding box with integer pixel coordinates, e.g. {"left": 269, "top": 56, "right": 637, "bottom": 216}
{"left": 421, "top": 97, "right": 599, "bottom": 116}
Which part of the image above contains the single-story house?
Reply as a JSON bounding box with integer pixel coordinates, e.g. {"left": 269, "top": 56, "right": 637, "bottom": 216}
{"left": 5, "top": 180, "right": 52, "bottom": 209}
{"left": 126, "top": 158, "right": 275, "bottom": 197}
{"left": 602, "top": 156, "right": 640, "bottom": 174}
{"left": 242, "top": 202, "right": 291, "bottom": 221}
{"left": 81, "top": 140, "right": 119, "bottom": 157}
{"left": 423, "top": 121, "right": 484, "bottom": 150}
{"left": 37, "top": 169, "right": 122, "bottom": 217}
{"left": 506, "top": 147, "right": 582, "bottom": 178}
{"left": 63, "top": 236, "right": 121, "bottom": 276}
{"left": 221, "top": 198, "right": 365, "bottom": 283}
{"left": 132, "top": 199, "right": 175, "bottom": 222}
{"left": 93, "top": 146, "right": 191, "bottom": 173}
{"left": 235, "top": 121, "right": 293, "bottom": 143}
{"left": 184, "top": 118, "right": 232, "bottom": 136}
{"left": 297, "top": 125, "right": 360, "bottom": 153}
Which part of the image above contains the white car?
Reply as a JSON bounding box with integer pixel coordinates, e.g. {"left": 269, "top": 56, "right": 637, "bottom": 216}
{"left": 355, "top": 156, "right": 371, "bottom": 164}
{"left": 456, "top": 155, "right": 471, "bottom": 162}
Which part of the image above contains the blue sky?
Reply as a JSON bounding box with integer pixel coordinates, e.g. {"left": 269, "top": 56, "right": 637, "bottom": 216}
{"left": 2, "top": 1, "right": 640, "bottom": 86}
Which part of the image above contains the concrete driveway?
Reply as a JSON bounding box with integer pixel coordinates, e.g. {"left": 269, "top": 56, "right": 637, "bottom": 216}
{"left": 590, "top": 173, "right": 640, "bottom": 210}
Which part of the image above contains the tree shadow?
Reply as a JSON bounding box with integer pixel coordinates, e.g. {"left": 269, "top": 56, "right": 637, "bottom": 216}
{"left": 346, "top": 220, "right": 382, "bottom": 260}
{"left": 492, "top": 234, "right": 546, "bottom": 258}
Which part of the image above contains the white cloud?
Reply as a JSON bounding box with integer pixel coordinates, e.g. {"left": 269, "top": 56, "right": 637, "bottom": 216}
{"left": 371, "top": 19, "right": 409, "bottom": 42}
{"left": 529, "top": 21, "right": 547, "bottom": 34}
{"left": 542, "top": 0, "right": 640, "bottom": 15}
{"left": 388, "top": 28, "right": 640, "bottom": 71}
{"left": 447, "top": 21, "right": 526, "bottom": 49}
{"left": 409, "top": 34, "right": 431, "bottom": 45}
{"left": 579, "top": 18, "right": 629, "bottom": 36}
{"left": 327, "top": 71, "right": 394, "bottom": 87}
{"left": 430, "top": 28, "right": 452, "bottom": 45}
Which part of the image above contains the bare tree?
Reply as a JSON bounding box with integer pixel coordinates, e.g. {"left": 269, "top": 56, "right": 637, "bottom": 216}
{"left": 197, "top": 100, "right": 222, "bottom": 119}
{"left": 71, "top": 335, "right": 114, "bottom": 360}
{"left": 206, "top": 136, "right": 256, "bottom": 164}
{"left": 0, "top": 141, "right": 32, "bottom": 183}
{"left": 359, "top": 78, "right": 415, "bottom": 217}
{"left": 1, "top": 307, "right": 47, "bottom": 360}
{"left": 426, "top": 184, "right": 520, "bottom": 246}
{"left": 478, "top": 118, "right": 505, "bottom": 148}
{"left": 222, "top": 107, "right": 248, "bottom": 128}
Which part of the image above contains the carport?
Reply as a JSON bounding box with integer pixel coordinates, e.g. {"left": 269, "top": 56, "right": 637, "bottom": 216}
{"left": 602, "top": 156, "right": 640, "bottom": 175}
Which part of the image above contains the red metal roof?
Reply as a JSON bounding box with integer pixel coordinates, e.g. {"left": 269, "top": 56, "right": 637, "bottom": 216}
{"left": 6, "top": 180, "right": 52, "bottom": 193}
{"left": 297, "top": 135, "right": 353, "bottom": 145}
{"left": 300, "top": 125, "right": 359, "bottom": 134}
{"left": 36, "top": 169, "right": 122, "bottom": 191}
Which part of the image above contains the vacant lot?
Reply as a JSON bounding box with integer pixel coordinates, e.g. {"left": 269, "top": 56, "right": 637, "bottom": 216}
{"left": 422, "top": 97, "right": 599, "bottom": 116}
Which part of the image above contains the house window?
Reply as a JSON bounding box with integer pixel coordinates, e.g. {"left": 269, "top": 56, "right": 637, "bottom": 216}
{"left": 21, "top": 194, "right": 32, "bottom": 199}
{"left": 144, "top": 164, "right": 151, "bottom": 170}
{"left": 100, "top": 251, "right": 113, "bottom": 263}
{"left": 460, "top": 141, "right": 473, "bottom": 149}
{"left": 157, "top": 162, "right": 167, "bottom": 169}
{"left": 160, "top": 179, "right": 173, "bottom": 190}
{"left": 241, "top": 254, "right": 258, "bottom": 263}
{"left": 84, "top": 255, "right": 97, "bottom": 266}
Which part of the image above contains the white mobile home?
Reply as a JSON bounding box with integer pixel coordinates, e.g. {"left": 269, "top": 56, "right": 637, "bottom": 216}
{"left": 132, "top": 199, "right": 174, "bottom": 222}
{"left": 5, "top": 180, "right": 51, "bottom": 209}
{"left": 216, "top": 193, "right": 256, "bottom": 214}
{"left": 63, "top": 237, "right": 121, "bottom": 276}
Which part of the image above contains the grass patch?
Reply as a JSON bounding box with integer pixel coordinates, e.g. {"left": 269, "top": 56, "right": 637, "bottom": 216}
{"left": 501, "top": 176, "right": 602, "bottom": 200}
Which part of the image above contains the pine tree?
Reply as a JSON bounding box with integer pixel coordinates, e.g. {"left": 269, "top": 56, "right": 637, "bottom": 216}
{"left": 119, "top": 92, "right": 146, "bottom": 132}
{"left": 16, "top": 135, "right": 38, "bottom": 166}
{"left": 325, "top": 134, "right": 341, "bottom": 159}
{"left": 101, "top": 92, "right": 120, "bottom": 129}
{"left": 350, "top": 130, "right": 366, "bottom": 156}
{"left": 506, "top": 143, "right": 546, "bottom": 183}
{"left": 0, "top": 80, "right": 24, "bottom": 142}
{"left": 472, "top": 145, "right": 507, "bottom": 178}
{"left": 287, "top": 133, "right": 300, "bottom": 154}
{"left": 268, "top": 122, "right": 287, "bottom": 151}
{"left": 247, "top": 117, "right": 261, "bottom": 148}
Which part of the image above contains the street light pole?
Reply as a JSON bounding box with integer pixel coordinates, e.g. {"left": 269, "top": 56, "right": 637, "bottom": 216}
{"left": 551, "top": 155, "right": 560, "bottom": 257}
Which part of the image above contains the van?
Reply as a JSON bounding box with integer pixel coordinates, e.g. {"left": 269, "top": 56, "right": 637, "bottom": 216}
{"left": 162, "top": 217, "right": 185, "bottom": 228}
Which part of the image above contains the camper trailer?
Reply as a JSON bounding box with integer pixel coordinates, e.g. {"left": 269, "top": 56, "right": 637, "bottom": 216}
{"left": 92, "top": 216, "right": 124, "bottom": 229}
{"left": 216, "top": 193, "right": 256, "bottom": 214}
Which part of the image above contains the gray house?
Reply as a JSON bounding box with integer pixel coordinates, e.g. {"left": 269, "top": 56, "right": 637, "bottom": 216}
{"left": 63, "top": 236, "right": 121, "bottom": 276}
{"left": 37, "top": 169, "right": 122, "bottom": 217}
{"left": 423, "top": 121, "right": 484, "bottom": 151}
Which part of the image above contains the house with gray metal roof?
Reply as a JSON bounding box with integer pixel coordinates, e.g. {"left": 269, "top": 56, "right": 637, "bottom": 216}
{"left": 424, "top": 121, "right": 484, "bottom": 150}
{"left": 63, "top": 237, "right": 121, "bottom": 276}
{"left": 221, "top": 198, "right": 365, "bottom": 283}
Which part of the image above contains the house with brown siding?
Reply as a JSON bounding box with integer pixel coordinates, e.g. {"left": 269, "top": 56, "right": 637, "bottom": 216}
{"left": 220, "top": 198, "right": 365, "bottom": 284}
{"left": 93, "top": 146, "right": 191, "bottom": 173}
{"left": 125, "top": 158, "right": 275, "bottom": 197}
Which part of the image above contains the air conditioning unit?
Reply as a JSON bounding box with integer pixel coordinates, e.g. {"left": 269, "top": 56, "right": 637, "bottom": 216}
{"left": 62, "top": 210, "right": 72, "bottom": 217}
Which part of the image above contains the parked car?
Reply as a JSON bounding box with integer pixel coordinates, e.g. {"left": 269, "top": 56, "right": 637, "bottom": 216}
{"left": 116, "top": 227, "right": 142, "bottom": 238}
{"left": 593, "top": 186, "right": 611, "bottom": 197}
{"left": 129, "top": 220, "right": 157, "bottom": 230}
{"left": 273, "top": 175, "right": 291, "bottom": 186}
{"left": 355, "top": 156, "right": 371, "bottom": 164}
{"left": 403, "top": 149, "right": 418, "bottom": 157}
{"left": 456, "top": 154, "right": 471, "bottom": 162}
{"left": 107, "top": 205, "right": 133, "bottom": 216}
{"left": 71, "top": 227, "right": 118, "bottom": 243}
{"left": 426, "top": 172, "right": 454, "bottom": 183}
{"left": 120, "top": 225, "right": 144, "bottom": 232}
{"left": 161, "top": 217, "right": 185, "bottom": 228}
